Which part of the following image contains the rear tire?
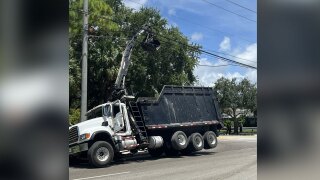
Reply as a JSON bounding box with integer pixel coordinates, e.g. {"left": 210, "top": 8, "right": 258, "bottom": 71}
{"left": 87, "top": 141, "right": 114, "bottom": 168}
{"left": 171, "top": 131, "right": 188, "bottom": 150}
{"left": 187, "top": 133, "right": 204, "bottom": 152}
{"left": 203, "top": 131, "right": 218, "bottom": 149}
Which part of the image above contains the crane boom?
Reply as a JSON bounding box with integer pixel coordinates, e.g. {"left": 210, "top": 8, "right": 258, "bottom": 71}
{"left": 114, "top": 28, "right": 146, "bottom": 89}
{"left": 111, "top": 24, "right": 160, "bottom": 101}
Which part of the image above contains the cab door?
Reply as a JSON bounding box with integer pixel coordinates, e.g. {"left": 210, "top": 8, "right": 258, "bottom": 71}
{"left": 112, "top": 100, "right": 125, "bottom": 133}
{"left": 111, "top": 100, "right": 133, "bottom": 136}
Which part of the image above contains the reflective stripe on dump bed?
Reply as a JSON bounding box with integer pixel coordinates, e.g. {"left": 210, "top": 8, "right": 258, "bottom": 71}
{"left": 145, "top": 120, "right": 220, "bottom": 129}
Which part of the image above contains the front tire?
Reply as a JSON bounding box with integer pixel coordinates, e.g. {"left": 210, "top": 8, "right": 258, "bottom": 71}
{"left": 87, "top": 141, "right": 114, "bottom": 168}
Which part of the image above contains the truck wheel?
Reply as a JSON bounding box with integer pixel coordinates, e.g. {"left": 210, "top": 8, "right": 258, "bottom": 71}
{"left": 171, "top": 131, "right": 188, "bottom": 150}
{"left": 148, "top": 148, "right": 164, "bottom": 157}
{"left": 188, "top": 133, "right": 204, "bottom": 152}
{"left": 87, "top": 141, "right": 114, "bottom": 168}
{"left": 203, "top": 131, "right": 218, "bottom": 149}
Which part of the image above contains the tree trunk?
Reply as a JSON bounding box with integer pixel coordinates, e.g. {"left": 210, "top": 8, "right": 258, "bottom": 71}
{"left": 234, "top": 118, "right": 239, "bottom": 134}
{"left": 233, "top": 109, "right": 239, "bottom": 134}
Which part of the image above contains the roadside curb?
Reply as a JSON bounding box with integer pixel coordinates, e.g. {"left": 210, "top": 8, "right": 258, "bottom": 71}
{"left": 218, "top": 135, "right": 257, "bottom": 140}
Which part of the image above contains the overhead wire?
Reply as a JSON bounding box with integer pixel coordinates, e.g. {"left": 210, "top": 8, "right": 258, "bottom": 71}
{"left": 122, "top": 0, "right": 256, "bottom": 64}
{"left": 197, "top": 64, "right": 244, "bottom": 67}
{"left": 171, "top": 15, "right": 254, "bottom": 44}
{"left": 152, "top": 31, "right": 256, "bottom": 69}
{"left": 224, "top": 0, "right": 256, "bottom": 13}
{"left": 201, "top": 0, "right": 256, "bottom": 22}
{"left": 125, "top": 0, "right": 255, "bottom": 44}
{"left": 69, "top": 3, "right": 257, "bottom": 69}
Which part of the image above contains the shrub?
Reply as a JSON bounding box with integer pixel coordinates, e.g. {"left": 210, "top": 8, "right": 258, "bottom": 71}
{"left": 69, "top": 108, "right": 80, "bottom": 125}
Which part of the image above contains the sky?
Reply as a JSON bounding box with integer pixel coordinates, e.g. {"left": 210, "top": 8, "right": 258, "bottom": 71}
{"left": 123, "top": 0, "right": 257, "bottom": 86}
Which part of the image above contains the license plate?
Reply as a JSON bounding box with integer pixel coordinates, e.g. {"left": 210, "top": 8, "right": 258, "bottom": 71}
{"left": 69, "top": 145, "right": 80, "bottom": 154}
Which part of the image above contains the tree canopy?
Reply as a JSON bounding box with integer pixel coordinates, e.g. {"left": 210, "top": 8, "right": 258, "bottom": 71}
{"left": 214, "top": 77, "right": 257, "bottom": 134}
{"left": 69, "top": 0, "right": 201, "bottom": 124}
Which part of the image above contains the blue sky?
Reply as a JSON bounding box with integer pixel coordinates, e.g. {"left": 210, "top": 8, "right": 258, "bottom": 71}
{"left": 123, "top": 0, "right": 257, "bottom": 86}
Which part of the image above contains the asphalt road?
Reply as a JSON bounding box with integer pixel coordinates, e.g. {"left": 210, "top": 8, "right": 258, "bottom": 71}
{"left": 69, "top": 135, "right": 257, "bottom": 180}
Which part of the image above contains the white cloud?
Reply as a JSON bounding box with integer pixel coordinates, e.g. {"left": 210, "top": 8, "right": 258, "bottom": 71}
{"left": 168, "top": 8, "right": 176, "bottom": 16}
{"left": 235, "top": 42, "right": 257, "bottom": 83}
{"left": 245, "top": 69, "right": 257, "bottom": 83}
{"left": 219, "top": 36, "right": 231, "bottom": 51}
{"left": 123, "top": 0, "right": 148, "bottom": 10}
{"left": 194, "top": 42, "right": 257, "bottom": 86}
{"left": 191, "top": 32, "right": 203, "bottom": 41}
{"left": 234, "top": 43, "right": 257, "bottom": 66}
{"left": 194, "top": 58, "right": 228, "bottom": 86}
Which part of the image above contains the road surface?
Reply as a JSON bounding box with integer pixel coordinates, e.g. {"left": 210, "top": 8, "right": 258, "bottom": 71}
{"left": 69, "top": 135, "right": 257, "bottom": 180}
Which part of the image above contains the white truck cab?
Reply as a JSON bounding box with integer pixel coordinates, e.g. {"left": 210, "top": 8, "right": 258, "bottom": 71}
{"left": 69, "top": 100, "right": 143, "bottom": 167}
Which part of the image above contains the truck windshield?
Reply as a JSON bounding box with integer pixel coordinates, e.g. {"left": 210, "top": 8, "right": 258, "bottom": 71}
{"left": 104, "top": 105, "right": 112, "bottom": 117}
{"left": 86, "top": 107, "right": 102, "bottom": 120}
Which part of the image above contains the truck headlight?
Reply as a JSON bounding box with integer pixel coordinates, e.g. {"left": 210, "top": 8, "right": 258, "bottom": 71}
{"left": 79, "top": 133, "right": 90, "bottom": 141}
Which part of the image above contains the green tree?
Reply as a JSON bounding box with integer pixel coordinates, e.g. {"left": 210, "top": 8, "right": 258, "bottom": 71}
{"left": 214, "top": 77, "right": 257, "bottom": 134}
{"left": 69, "top": 0, "right": 118, "bottom": 124}
{"left": 69, "top": 0, "right": 201, "bottom": 124}
{"left": 124, "top": 8, "right": 200, "bottom": 97}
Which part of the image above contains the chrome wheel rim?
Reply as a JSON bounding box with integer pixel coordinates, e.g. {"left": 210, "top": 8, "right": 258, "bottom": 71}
{"left": 177, "top": 134, "right": 187, "bottom": 146}
{"left": 208, "top": 134, "right": 216, "bottom": 145}
{"left": 195, "top": 136, "right": 203, "bottom": 147}
{"left": 96, "top": 147, "right": 109, "bottom": 162}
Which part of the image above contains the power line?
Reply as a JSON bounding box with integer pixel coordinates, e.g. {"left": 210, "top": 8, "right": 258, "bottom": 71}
{"left": 158, "top": 36, "right": 253, "bottom": 68}
{"left": 197, "top": 64, "right": 243, "bottom": 67}
{"left": 225, "top": 0, "right": 257, "bottom": 13}
{"left": 71, "top": 2, "right": 256, "bottom": 44}
{"left": 171, "top": 15, "right": 254, "bottom": 44}
{"left": 201, "top": 0, "right": 256, "bottom": 22}
{"left": 125, "top": 0, "right": 255, "bottom": 44}
{"left": 200, "top": 47, "right": 257, "bottom": 63}
{"left": 200, "top": 49, "right": 257, "bottom": 69}
{"left": 122, "top": 0, "right": 256, "bottom": 63}
{"left": 153, "top": 31, "right": 257, "bottom": 69}
{"left": 70, "top": 5, "right": 257, "bottom": 69}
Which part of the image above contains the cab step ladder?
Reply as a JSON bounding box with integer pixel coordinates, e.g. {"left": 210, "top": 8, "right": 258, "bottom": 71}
{"left": 129, "top": 101, "right": 148, "bottom": 144}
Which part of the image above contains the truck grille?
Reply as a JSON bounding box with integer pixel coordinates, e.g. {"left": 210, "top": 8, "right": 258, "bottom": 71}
{"left": 69, "top": 126, "right": 79, "bottom": 144}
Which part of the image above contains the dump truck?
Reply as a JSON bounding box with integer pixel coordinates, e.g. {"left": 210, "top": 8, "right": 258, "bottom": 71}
{"left": 69, "top": 25, "right": 223, "bottom": 167}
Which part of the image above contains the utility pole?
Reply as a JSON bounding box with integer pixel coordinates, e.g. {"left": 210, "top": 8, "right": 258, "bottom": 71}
{"left": 81, "top": 0, "right": 89, "bottom": 122}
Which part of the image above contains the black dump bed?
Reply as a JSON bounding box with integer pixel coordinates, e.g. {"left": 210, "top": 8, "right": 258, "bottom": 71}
{"left": 137, "top": 85, "right": 222, "bottom": 126}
